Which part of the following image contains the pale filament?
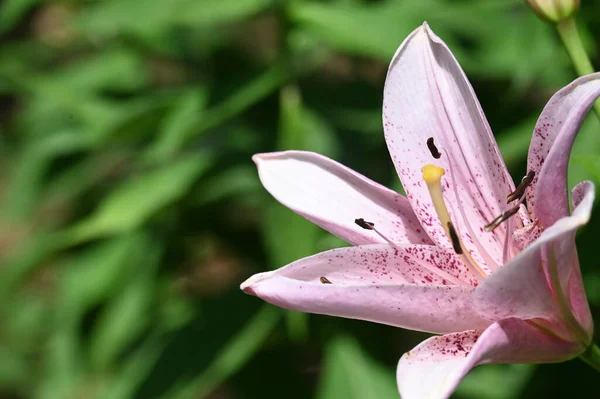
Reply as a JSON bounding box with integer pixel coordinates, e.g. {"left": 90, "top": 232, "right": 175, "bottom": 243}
{"left": 422, "top": 164, "right": 486, "bottom": 280}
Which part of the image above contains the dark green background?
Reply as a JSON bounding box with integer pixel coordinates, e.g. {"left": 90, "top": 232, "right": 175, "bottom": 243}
{"left": 0, "top": 0, "right": 599, "bottom": 398}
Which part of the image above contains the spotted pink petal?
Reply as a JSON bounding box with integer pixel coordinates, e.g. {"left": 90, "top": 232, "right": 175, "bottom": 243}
{"left": 253, "top": 151, "right": 431, "bottom": 245}
{"left": 527, "top": 72, "right": 600, "bottom": 227}
{"left": 397, "top": 318, "right": 582, "bottom": 399}
{"left": 383, "top": 23, "right": 516, "bottom": 272}
{"left": 472, "top": 181, "right": 594, "bottom": 339}
{"left": 240, "top": 244, "right": 489, "bottom": 334}
{"left": 542, "top": 181, "right": 595, "bottom": 335}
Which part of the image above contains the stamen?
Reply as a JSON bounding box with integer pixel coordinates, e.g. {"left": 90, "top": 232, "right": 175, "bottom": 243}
{"left": 426, "top": 137, "right": 441, "bottom": 159}
{"left": 484, "top": 204, "right": 520, "bottom": 232}
{"left": 507, "top": 171, "right": 535, "bottom": 203}
{"left": 355, "top": 218, "right": 374, "bottom": 230}
{"left": 421, "top": 165, "right": 486, "bottom": 280}
{"left": 355, "top": 216, "right": 465, "bottom": 286}
{"left": 447, "top": 222, "right": 463, "bottom": 254}
{"left": 354, "top": 218, "right": 396, "bottom": 246}
{"left": 442, "top": 149, "right": 500, "bottom": 271}
{"left": 320, "top": 276, "right": 332, "bottom": 284}
{"left": 422, "top": 165, "right": 452, "bottom": 234}
{"left": 502, "top": 212, "right": 513, "bottom": 263}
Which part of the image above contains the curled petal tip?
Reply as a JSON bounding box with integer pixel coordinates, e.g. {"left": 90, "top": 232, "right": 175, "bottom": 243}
{"left": 240, "top": 272, "right": 270, "bottom": 296}
{"left": 251, "top": 153, "right": 268, "bottom": 165}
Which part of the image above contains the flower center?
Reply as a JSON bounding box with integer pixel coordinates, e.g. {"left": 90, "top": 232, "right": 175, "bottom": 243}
{"left": 421, "top": 164, "right": 487, "bottom": 280}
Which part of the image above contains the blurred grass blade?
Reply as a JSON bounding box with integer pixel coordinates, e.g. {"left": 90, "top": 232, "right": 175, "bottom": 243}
{"left": 37, "top": 329, "right": 83, "bottom": 399}
{"left": 62, "top": 154, "right": 211, "bottom": 244}
{"left": 496, "top": 116, "right": 537, "bottom": 171}
{"left": 144, "top": 88, "right": 208, "bottom": 163}
{"left": 178, "top": 0, "right": 272, "bottom": 25}
{"left": 88, "top": 242, "right": 162, "bottom": 369}
{"left": 76, "top": 0, "right": 271, "bottom": 38}
{"left": 0, "top": 345, "right": 29, "bottom": 389}
{"left": 2, "top": 131, "right": 90, "bottom": 220}
{"left": 317, "top": 335, "right": 398, "bottom": 399}
{"left": 0, "top": 232, "right": 65, "bottom": 301}
{"left": 278, "top": 84, "right": 304, "bottom": 149}
{"left": 0, "top": 0, "right": 39, "bottom": 35}
{"left": 98, "top": 332, "right": 168, "bottom": 399}
{"left": 196, "top": 64, "right": 287, "bottom": 137}
{"left": 52, "top": 49, "right": 148, "bottom": 92}
{"left": 289, "top": 2, "right": 416, "bottom": 60}
{"left": 455, "top": 364, "right": 535, "bottom": 399}
{"left": 568, "top": 117, "right": 600, "bottom": 190}
{"left": 191, "top": 165, "right": 262, "bottom": 205}
{"left": 166, "top": 306, "right": 281, "bottom": 399}
{"left": 59, "top": 233, "right": 153, "bottom": 322}
{"left": 89, "top": 273, "right": 155, "bottom": 369}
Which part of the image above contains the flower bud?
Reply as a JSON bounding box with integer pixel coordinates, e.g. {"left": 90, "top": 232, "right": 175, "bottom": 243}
{"left": 526, "top": 0, "right": 580, "bottom": 23}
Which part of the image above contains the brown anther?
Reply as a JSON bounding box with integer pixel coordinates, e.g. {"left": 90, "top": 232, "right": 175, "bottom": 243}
{"left": 484, "top": 205, "right": 521, "bottom": 232}
{"left": 447, "top": 221, "right": 463, "bottom": 254}
{"left": 507, "top": 171, "right": 535, "bottom": 203}
{"left": 426, "top": 137, "right": 442, "bottom": 159}
{"left": 355, "top": 218, "right": 375, "bottom": 230}
{"left": 320, "top": 276, "right": 332, "bottom": 284}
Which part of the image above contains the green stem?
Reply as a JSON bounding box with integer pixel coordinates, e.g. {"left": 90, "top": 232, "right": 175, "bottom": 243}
{"left": 579, "top": 343, "right": 600, "bottom": 373}
{"left": 555, "top": 17, "right": 600, "bottom": 122}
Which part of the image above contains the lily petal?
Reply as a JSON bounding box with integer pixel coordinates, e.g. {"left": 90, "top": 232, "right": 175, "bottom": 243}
{"left": 547, "top": 181, "right": 595, "bottom": 336}
{"left": 241, "top": 244, "right": 488, "bottom": 333}
{"left": 527, "top": 72, "right": 600, "bottom": 227}
{"left": 253, "top": 151, "right": 431, "bottom": 245}
{"left": 397, "top": 318, "right": 581, "bottom": 399}
{"left": 383, "top": 23, "right": 514, "bottom": 270}
{"left": 473, "top": 181, "right": 594, "bottom": 332}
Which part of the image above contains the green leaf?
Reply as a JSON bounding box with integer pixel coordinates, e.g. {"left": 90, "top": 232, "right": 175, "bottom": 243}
{"left": 177, "top": 0, "right": 272, "bottom": 26}
{"left": 76, "top": 0, "right": 271, "bottom": 39}
{"left": 569, "top": 117, "right": 600, "bottom": 189}
{"left": 469, "top": 15, "right": 571, "bottom": 87}
{"left": 0, "top": 345, "right": 29, "bottom": 388}
{"left": 191, "top": 165, "right": 262, "bottom": 205}
{"left": 98, "top": 332, "right": 168, "bottom": 399}
{"left": 2, "top": 130, "right": 90, "bottom": 220}
{"left": 164, "top": 306, "right": 281, "bottom": 399}
{"left": 36, "top": 331, "right": 84, "bottom": 399}
{"left": 279, "top": 90, "right": 340, "bottom": 158}
{"left": 497, "top": 116, "right": 538, "bottom": 171}
{"left": 144, "top": 88, "right": 208, "bottom": 164}
{"left": 59, "top": 233, "right": 152, "bottom": 322}
{"left": 199, "top": 65, "right": 288, "bottom": 135}
{"left": 289, "top": 1, "right": 417, "bottom": 60}
{"left": 455, "top": 364, "right": 535, "bottom": 399}
{"left": 51, "top": 49, "right": 149, "bottom": 92}
{"left": 317, "top": 335, "right": 398, "bottom": 399}
{"left": 4, "top": 293, "right": 50, "bottom": 352}
{"left": 0, "top": 0, "right": 40, "bottom": 35}
{"left": 89, "top": 269, "right": 156, "bottom": 369}
{"left": 63, "top": 154, "right": 211, "bottom": 244}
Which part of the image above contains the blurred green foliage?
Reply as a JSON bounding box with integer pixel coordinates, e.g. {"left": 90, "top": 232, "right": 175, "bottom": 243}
{"left": 0, "top": 0, "right": 599, "bottom": 398}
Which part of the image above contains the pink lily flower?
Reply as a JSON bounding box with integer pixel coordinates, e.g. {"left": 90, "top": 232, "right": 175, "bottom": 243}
{"left": 241, "top": 23, "right": 600, "bottom": 398}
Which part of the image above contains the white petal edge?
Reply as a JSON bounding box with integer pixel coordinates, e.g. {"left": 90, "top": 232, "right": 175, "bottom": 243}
{"left": 241, "top": 244, "right": 489, "bottom": 334}
{"left": 254, "top": 151, "right": 431, "bottom": 245}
